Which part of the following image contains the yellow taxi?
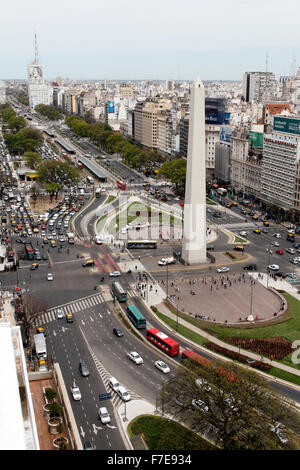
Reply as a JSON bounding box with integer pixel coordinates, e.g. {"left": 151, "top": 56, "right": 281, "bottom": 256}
{"left": 234, "top": 245, "right": 245, "bottom": 252}
{"left": 253, "top": 229, "right": 261, "bottom": 234}
{"left": 263, "top": 221, "right": 269, "bottom": 226}
{"left": 252, "top": 215, "right": 258, "bottom": 220}
{"left": 50, "top": 239, "right": 56, "bottom": 247}
{"left": 43, "top": 237, "right": 48, "bottom": 244}
{"left": 232, "top": 202, "right": 238, "bottom": 206}
{"left": 82, "top": 259, "right": 94, "bottom": 267}
{"left": 33, "top": 227, "right": 39, "bottom": 233}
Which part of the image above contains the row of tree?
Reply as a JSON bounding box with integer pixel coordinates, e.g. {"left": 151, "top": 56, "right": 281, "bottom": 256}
{"left": 65, "top": 115, "right": 167, "bottom": 175}
{"left": 35, "top": 104, "right": 62, "bottom": 121}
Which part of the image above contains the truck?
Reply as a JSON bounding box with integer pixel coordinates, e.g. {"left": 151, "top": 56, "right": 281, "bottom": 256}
{"left": 33, "top": 333, "right": 47, "bottom": 360}
{"left": 158, "top": 257, "right": 176, "bottom": 266}
{"left": 25, "top": 242, "right": 34, "bottom": 260}
{"left": 66, "top": 232, "right": 75, "bottom": 244}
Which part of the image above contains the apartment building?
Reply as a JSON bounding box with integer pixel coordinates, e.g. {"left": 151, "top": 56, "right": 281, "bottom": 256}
{"left": 242, "top": 72, "right": 277, "bottom": 103}
{"left": 261, "top": 116, "right": 300, "bottom": 220}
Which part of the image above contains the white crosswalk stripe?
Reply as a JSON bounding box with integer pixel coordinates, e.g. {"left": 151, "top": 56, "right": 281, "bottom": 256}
{"left": 37, "top": 293, "right": 106, "bottom": 326}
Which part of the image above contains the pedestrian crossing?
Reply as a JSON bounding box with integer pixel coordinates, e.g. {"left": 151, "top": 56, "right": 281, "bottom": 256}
{"left": 35, "top": 289, "right": 137, "bottom": 326}
{"left": 35, "top": 293, "right": 105, "bottom": 325}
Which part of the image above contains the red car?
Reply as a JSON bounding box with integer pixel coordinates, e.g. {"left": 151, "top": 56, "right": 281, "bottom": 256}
{"left": 276, "top": 249, "right": 284, "bottom": 255}
{"left": 41, "top": 224, "right": 47, "bottom": 230}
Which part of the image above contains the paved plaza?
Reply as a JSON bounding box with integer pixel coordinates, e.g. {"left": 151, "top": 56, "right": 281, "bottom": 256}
{"left": 165, "top": 272, "right": 283, "bottom": 324}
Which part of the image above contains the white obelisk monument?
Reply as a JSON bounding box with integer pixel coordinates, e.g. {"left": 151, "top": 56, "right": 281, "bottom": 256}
{"left": 181, "top": 76, "right": 207, "bottom": 264}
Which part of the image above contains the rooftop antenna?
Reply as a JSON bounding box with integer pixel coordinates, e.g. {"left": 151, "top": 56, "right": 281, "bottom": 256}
{"left": 34, "top": 31, "right": 39, "bottom": 64}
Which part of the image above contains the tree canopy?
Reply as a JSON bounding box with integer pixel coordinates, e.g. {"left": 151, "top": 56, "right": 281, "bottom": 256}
{"left": 159, "top": 359, "right": 300, "bottom": 450}
{"left": 35, "top": 104, "right": 62, "bottom": 121}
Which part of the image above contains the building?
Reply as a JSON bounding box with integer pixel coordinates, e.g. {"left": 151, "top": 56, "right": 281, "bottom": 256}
{"left": 0, "top": 81, "right": 6, "bottom": 104}
{"left": 261, "top": 116, "right": 300, "bottom": 222}
{"left": 262, "top": 103, "right": 293, "bottom": 133}
{"left": 27, "top": 34, "right": 50, "bottom": 110}
{"left": 215, "top": 142, "right": 231, "bottom": 184}
{"left": 242, "top": 72, "right": 277, "bottom": 103}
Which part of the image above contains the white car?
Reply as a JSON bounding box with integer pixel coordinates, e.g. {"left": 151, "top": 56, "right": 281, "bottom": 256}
{"left": 155, "top": 360, "right": 170, "bottom": 374}
{"left": 47, "top": 273, "right": 54, "bottom": 281}
{"left": 56, "top": 309, "right": 64, "bottom": 319}
{"left": 217, "top": 267, "right": 230, "bottom": 273}
{"left": 70, "top": 383, "right": 81, "bottom": 401}
{"left": 268, "top": 264, "right": 279, "bottom": 271}
{"left": 273, "top": 233, "right": 281, "bottom": 238}
{"left": 109, "top": 271, "right": 121, "bottom": 277}
{"left": 272, "top": 241, "right": 280, "bottom": 247}
{"left": 59, "top": 236, "right": 65, "bottom": 242}
{"left": 287, "top": 229, "right": 295, "bottom": 234}
{"left": 127, "top": 351, "right": 143, "bottom": 364}
{"left": 239, "top": 231, "right": 248, "bottom": 237}
{"left": 94, "top": 236, "right": 103, "bottom": 245}
{"left": 286, "top": 248, "right": 295, "bottom": 254}
{"left": 195, "top": 377, "right": 211, "bottom": 392}
{"left": 47, "top": 234, "right": 53, "bottom": 240}
{"left": 98, "top": 407, "right": 111, "bottom": 424}
{"left": 191, "top": 399, "right": 209, "bottom": 412}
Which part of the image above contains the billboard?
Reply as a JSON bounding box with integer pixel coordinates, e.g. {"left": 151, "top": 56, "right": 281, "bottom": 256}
{"left": 107, "top": 101, "right": 115, "bottom": 113}
{"left": 220, "top": 125, "right": 232, "bottom": 143}
{"left": 273, "top": 116, "right": 300, "bottom": 135}
{"left": 249, "top": 131, "right": 263, "bottom": 148}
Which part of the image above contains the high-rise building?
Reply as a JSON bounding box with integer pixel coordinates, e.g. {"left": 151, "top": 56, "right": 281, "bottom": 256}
{"left": 242, "top": 72, "right": 277, "bottom": 103}
{"left": 261, "top": 116, "right": 300, "bottom": 221}
{"left": 0, "top": 81, "right": 6, "bottom": 104}
{"left": 27, "top": 33, "right": 50, "bottom": 110}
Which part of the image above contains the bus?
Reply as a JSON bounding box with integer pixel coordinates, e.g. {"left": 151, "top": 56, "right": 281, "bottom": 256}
{"left": 126, "top": 240, "right": 157, "bottom": 249}
{"left": 117, "top": 179, "right": 126, "bottom": 190}
{"left": 146, "top": 328, "right": 179, "bottom": 357}
{"left": 181, "top": 349, "right": 236, "bottom": 382}
{"left": 111, "top": 281, "right": 127, "bottom": 302}
{"left": 126, "top": 305, "right": 146, "bottom": 329}
{"left": 217, "top": 188, "right": 227, "bottom": 196}
{"left": 95, "top": 188, "right": 101, "bottom": 198}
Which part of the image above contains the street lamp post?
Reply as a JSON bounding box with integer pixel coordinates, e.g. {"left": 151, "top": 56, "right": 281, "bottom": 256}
{"left": 176, "top": 296, "right": 179, "bottom": 331}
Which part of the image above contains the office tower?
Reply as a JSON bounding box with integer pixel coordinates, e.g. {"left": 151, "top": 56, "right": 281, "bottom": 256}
{"left": 27, "top": 33, "right": 50, "bottom": 109}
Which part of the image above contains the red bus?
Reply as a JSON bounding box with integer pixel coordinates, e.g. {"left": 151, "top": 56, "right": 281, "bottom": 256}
{"left": 146, "top": 328, "right": 180, "bottom": 357}
{"left": 117, "top": 179, "right": 126, "bottom": 190}
{"left": 181, "top": 349, "right": 236, "bottom": 382}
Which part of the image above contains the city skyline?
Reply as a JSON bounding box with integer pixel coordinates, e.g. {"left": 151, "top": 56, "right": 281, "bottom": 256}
{"left": 0, "top": 0, "right": 299, "bottom": 80}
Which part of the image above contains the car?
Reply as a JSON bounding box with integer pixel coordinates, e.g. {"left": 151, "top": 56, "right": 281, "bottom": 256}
{"left": 98, "top": 407, "right": 111, "bottom": 424}
{"left": 94, "top": 236, "right": 103, "bottom": 245}
{"left": 239, "top": 231, "right": 248, "bottom": 237}
{"left": 79, "top": 360, "right": 90, "bottom": 377}
{"left": 113, "top": 328, "right": 124, "bottom": 337}
{"left": 56, "top": 309, "right": 64, "bottom": 319}
{"left": 286, "top": 248, "right": 296, "bottom": 254}
{"left": 276, "top": 250, "right": 284, "bottom": 255}
{"left": 269, "top": 425, "right": 288, "bottom": 444}
{"left": 272, "top": 241, "right": 280, "bottom": 247}
{"left": 234, "top": 245, "right": 245, "bottom": 252}
{"left": 82, "top": 259, "right": 94, "bottom": 267}
{"left": 273, "top": 233, "right": 281, "bottom": 238}
{"left": 70, "top": 382, "right": 81, "bottom": 401}
{"left": 83, "top": 441, "right": 96, "bottom": 451}
{"left": 191, "top": 399, "right": 209, "bottom": 412}
{"left": 42, "top": 253, "right": 47, "bottom": 260}
{"left": 47, "top": 273, "right": 54, "bottom": 281}
{"left": 206, "top": 245, "right": 214, "bottom": 251}
{"left": 195, "top": 377, "right": 211, "bottom": 392}
{"left": 127, "top": 351, "right": 143, "bottom": 364}
{"left": 109, "top": 271, "right": 121, "bottom": 277}
{"left": 243, "top": 264, "right": 257, "bottom": 271}
{"left": 47, "top": 234, "right": 53, "bottom": 240}
{"left": 274, "top": 271, "right": 286, "bottom": 278}
{"left": 59, "top": 236, "right": 65, "bottom": 242}
{"left": 35, "top": 253, "right": 42, "bottom": 260}
{"left": 253, "top": 229, "right": 261, "bottom": 234}
{"left": 217, "top": 267, "right": 230, "bottom": 273}
{"left": 155, "top": 360, "right": 170, "bottom": 374}
{"left": 287, "top": 229, "right": 295, "bottom": 234}
{"left": 289, "top": 258, "right": 299, "bottom": 264}
{"left": 116, "top": 385, "right": 131, "bottom": 402}
{"left": 30, "top": 263, "right": 39, "bottom": 270}
{"left": 268, "top": 264, "right": 279, "bottom": 271}
{"left": 294, "top": 243, "right": 300, "bottom": 249}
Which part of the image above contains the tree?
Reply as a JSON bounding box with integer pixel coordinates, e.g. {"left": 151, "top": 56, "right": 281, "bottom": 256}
{"left": 158, "top": 159, "right": 186, "bottom": 192}
{"left": 44, "top": 182, "right": 60, "bottom": 202}
{"left": 24, "top": 151, "right": 42, "bottom": 170}
{"left": 38, "top": 160, "right": 80, "bottom": 199}
{"left": 35, "top": 104, "right": 62, "bottom": 121}
{"left": 8, "top": 116, "right": 26, "bottom": 132}
{"left": 159, "top": 360, "right": 300, "bottom": 450}
{"left": 30, "top": 185, "right": 40, "bottom": 207}
{"left": 16, "top": 293, "right": 48, "bottom": 347}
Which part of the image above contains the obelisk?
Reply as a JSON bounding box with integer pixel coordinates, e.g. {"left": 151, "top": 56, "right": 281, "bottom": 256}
{"left": 181, "top": 76, "right": 207, "bottom": 264}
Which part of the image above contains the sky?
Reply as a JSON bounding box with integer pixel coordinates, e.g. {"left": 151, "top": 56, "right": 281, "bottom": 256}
{"left": 1, "top": 0, "right": 300, "bottom": 81}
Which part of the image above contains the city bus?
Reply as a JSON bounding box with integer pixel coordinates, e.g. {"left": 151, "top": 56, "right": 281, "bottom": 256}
{"left": 117, "top": 179, "right": 126, "bottom": 190}
{"left": 126, "top": 240, "right": 157, "bottom": 249}
{"left": 181, "top": 349, "right": 236, "bottom": 382}
{"left": 111, "top": 281, "right": 127, "bottom": 302}
{"left": 95, "top": 188, "right": 101, "bottom": 198}
{"left": 146, "top": 328, "right": 180, "bottom": 357}
{"left": 126, "top": 305, "right": 146, "bottom": 329}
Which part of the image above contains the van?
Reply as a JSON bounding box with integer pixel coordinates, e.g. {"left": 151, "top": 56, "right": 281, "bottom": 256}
{"left": 109, "top": 376, "right": 120, "bottom": 392}
{"left": 116, "top": 385, "right": 131, "bottom": 402}
{"left": 80, "top": 189, "right": 85, "bottom": 195}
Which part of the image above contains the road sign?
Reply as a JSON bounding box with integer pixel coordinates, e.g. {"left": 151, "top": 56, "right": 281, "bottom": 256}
{"left": 99, "top": 392, "right": 112, "bottom": 401}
